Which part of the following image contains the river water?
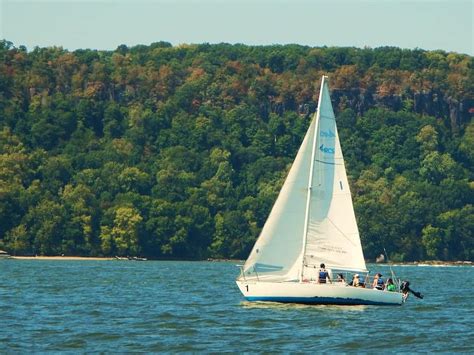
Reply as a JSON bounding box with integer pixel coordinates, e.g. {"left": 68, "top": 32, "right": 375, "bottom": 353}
{"left": 1, "top": 260, "right": 472, "bottom": 352}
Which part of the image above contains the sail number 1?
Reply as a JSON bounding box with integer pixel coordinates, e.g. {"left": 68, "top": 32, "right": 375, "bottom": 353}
{"left": 245, "top": 285, "right": 249, "bottom": 292}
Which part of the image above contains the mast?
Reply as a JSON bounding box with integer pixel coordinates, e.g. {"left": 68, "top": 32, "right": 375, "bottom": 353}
{"left": 299, "top": 75, "right": 327, "bottom": 282}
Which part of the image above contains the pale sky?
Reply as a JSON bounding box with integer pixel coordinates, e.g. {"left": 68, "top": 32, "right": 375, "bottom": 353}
{"left": 1, "top": 0, "right": 473, "bottom": 54}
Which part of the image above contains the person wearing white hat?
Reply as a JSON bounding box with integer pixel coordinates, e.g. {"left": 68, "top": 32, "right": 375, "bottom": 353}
{"left": 350, "top": 274, "right": 362, "bottom": 287}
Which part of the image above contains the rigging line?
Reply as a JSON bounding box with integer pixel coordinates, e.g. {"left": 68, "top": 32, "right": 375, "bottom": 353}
{"left": 384, "top": 247, "right": 399, "bottom": 288}
{"left": 325, "top": 216, "right": 359, "bottom": 248}
{"left": 305, "top": 219, "right": 357, "bottom": 249}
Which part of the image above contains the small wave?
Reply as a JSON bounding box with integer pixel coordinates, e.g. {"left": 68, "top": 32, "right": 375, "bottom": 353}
{"left": 446, "top": 295, "right": 469, "bottom": 304}
{"left": 400, "top": 335, "right": 426, "bottom": 344}
{"left": 157, "top": 311, "right": 175, "bottom": 319}
{"left": 51, "top": 339, "right": 87, "bottom": 350}
{"left": 320, "top": 319, "right": 341, "bottom": 328}
{"left": 412, "top": 304, "right": 441, "bottom": 312}
{"left": 337, "top": 340, "right": 364, "bottom": 350}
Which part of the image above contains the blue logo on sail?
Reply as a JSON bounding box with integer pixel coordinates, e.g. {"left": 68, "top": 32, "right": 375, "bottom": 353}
{"left": 320, "top": 130, "right": 336, "bottom": 138}
{"left": 320, "top": 144, "right": 335, "bottom": 154}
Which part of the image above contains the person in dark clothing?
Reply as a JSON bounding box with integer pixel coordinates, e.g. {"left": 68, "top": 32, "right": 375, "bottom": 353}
{"left": 318, "top": 263, "right": 331, "bottom": 284}
{"left": 336, "top": 273, "right": 345, "bottom": 283}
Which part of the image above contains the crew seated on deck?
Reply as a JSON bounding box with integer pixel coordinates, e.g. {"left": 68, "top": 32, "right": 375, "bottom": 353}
{"left": 318, "top": 263, "right": 331, "bottom": 284}
{"left": 372, "top": 273, "right": 385, "bottom": 290}
{"left": 386, "top": 278, "right": 396, "bottom": 292}
{"left": 349, "top": 274, "right": 365, "bottom": 287}
{"left": 336, "top": 273, "right": 345, "bottom": 283}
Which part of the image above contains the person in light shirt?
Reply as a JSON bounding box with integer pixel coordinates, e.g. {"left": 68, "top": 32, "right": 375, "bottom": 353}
{"left": 350, "top": 274, "right": 366, "bottom": 287}
{"left": 372, "top": 273, "right": 385, "bottom": 290}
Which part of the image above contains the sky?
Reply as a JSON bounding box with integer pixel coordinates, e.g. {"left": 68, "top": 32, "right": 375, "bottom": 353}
{"left": 1, "top": 0, "right": 472, "bottom": 54}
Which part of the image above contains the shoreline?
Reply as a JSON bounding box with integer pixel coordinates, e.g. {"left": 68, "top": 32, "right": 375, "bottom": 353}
{"left": 8, "top": 256, "right": 243, "bottom": 262}
{"left": 390, "top": 260, "right": 473, "bottom": 266}
{"left": 4, "top": 256, "right": 472, "bottom": 265}
{"left": 11, "top": 256, "right": 114, "bottom": 261}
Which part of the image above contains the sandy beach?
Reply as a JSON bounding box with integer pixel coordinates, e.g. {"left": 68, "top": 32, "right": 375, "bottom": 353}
{"left": 11, "top": 256, "right": 114, "bottom": 261}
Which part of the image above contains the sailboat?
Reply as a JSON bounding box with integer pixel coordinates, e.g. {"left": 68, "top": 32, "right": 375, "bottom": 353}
{"left": 236, "top": 76, "right": 404, "bottom": 306}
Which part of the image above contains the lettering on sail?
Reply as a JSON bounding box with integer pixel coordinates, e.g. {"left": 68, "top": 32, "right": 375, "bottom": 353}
{"left": 318, "top": 245, "right": 347, "bottom": 254}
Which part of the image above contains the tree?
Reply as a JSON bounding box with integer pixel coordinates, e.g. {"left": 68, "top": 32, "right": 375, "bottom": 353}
{"left": 60, "top": 183, "right": 99, "bottom": 255}
{"left": 26, "top": 200, "right": 66, "bottom": 255}
{"left": 420, "top": 152, "right": 457, "bottom": 184}
{"left": 100, "top": 206, "right": 143, "bottom": 256}
{"left": 416, "top": 125, "right": 438, "bottom": 155}
{"left": 3, "top": 224, "right": 30, "bottom": 255}
{"left": 421, "top": 225, "right": 442, "bottom": 259}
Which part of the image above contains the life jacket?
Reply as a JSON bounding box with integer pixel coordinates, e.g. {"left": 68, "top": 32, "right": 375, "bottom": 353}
{"left": 375, "top": 277, "right": 384, "bottom": 289}
{"left": 319, "top": 270, "right": 328, "bottom": 283}
{"left": 386, "top": 284, "right": 396, "bottom": 292}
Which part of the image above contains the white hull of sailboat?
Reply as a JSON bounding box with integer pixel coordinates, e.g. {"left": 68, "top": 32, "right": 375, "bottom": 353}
{"left": 236, "top": 280, "right": 403, "bottom": 306}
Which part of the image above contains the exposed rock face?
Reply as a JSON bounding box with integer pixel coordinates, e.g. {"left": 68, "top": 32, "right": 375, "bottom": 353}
{"left": 295, "top": 88, "right": 473, "bottom": 131}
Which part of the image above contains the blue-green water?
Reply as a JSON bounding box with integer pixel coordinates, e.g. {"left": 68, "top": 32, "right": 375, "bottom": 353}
{"left": 1, "top": 260, "right": 472, "bottom": 352}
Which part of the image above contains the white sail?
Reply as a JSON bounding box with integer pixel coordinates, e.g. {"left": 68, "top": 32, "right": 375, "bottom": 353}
{"left": 242, "top": 119, "right": 315, "bottom": 281}
{"left": 241, "top": 76, "right": 366, "bottom": 282}
{"left": 302, "top": 77, "right": 367, "bottom": 273}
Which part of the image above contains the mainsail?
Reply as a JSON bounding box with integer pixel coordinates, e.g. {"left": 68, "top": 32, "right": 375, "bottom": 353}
{"left": 242, "top": 76, "right": 366, "bottom": 282}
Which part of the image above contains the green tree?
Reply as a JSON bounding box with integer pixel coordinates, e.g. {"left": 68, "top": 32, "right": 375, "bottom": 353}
{"left": 26, "top": 200, "right": 66, "bottom": 255}
{"left": 3, "top": 224, "right": 30, "bottom": 255}
{"left": 422, "top": 225, "right": 442, "bottom": 259}
{"left": 100, "top": 206, "right": 143, "bottom": 256}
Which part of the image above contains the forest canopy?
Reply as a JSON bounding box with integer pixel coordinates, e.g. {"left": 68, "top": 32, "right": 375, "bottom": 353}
{"left": 0, "top": 40, "right": 472, "bottom": 261}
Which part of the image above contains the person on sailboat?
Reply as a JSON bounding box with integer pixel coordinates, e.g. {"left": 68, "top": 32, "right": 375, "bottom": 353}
{"left": 350, "top": 274, "right": 365, "bottom": 287}
{"left": 386, "top": 278, "right": 396, "bottom": 292}
{"left": 318, "top": 263, "right": 331, "bottom": 284}
{"left": 372, "top": 273, "right": 385, "bottom": 290}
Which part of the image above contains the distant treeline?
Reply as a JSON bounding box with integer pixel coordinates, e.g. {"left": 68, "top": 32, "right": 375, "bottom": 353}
{"left": 0, "top": 40, "right": 472, "bottom": 261}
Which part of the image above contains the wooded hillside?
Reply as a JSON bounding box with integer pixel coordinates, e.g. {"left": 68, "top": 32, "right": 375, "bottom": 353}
{"left": 0, "top": 40, "right": 472, "bottom": 261}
